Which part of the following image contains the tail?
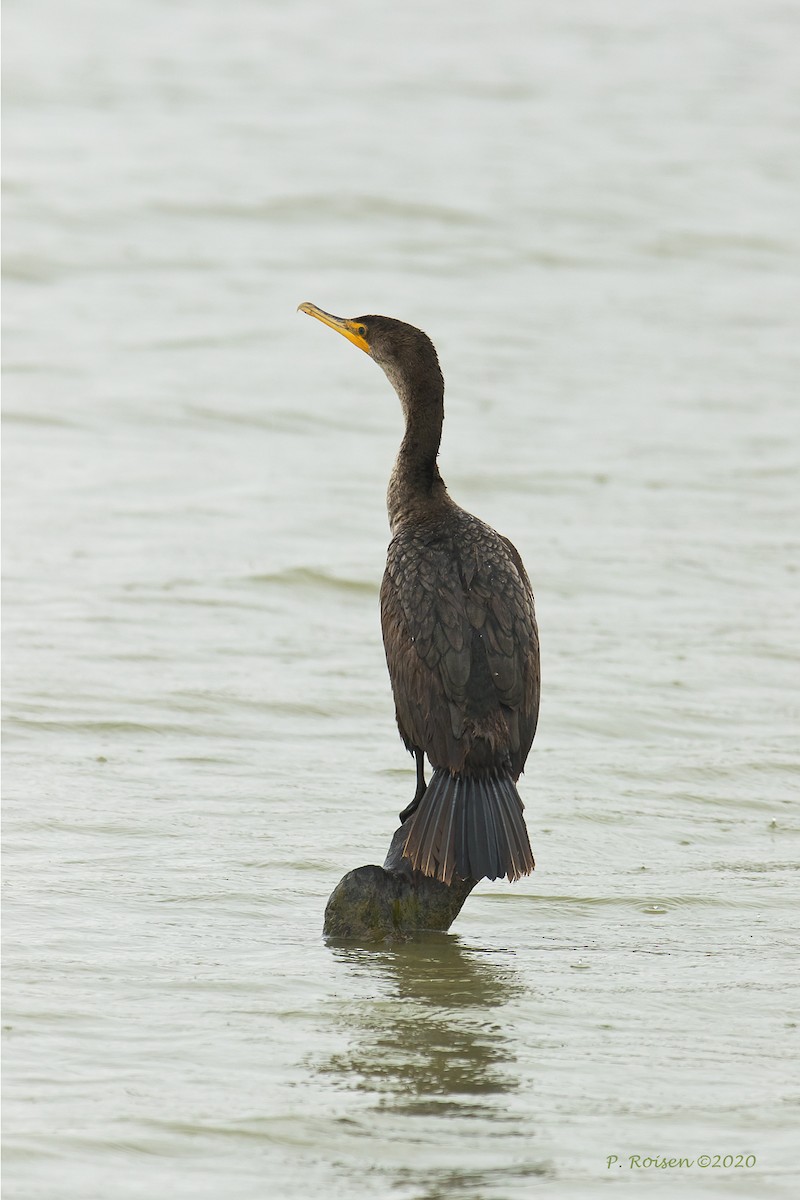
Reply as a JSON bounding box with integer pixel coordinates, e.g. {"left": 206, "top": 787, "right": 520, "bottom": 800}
{"left": 402, "top": 768, "right": 535, "bottom": 885}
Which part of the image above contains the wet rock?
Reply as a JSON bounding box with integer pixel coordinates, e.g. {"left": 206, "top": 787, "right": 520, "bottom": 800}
{"left": 323, "top": 822, "right": 476, "bottom": 941}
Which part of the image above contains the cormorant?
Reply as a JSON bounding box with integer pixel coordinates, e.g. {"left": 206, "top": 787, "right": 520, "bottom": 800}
{"left": 299, "top": 303, "right": 539, "bottom": 885}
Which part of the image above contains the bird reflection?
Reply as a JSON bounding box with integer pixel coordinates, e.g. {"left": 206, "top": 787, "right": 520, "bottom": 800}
{"left": 320, "top": 935, "right": 523, "bottom": 1117}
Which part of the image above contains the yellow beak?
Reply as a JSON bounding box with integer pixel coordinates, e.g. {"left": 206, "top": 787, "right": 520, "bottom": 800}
{"left": 297, "top": 302, "right": 371, "bottom": 355}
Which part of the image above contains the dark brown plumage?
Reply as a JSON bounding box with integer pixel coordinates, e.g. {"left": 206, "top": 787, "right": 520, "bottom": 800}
{"left": 299, "top": 303, "right": 539, "bottom": 885}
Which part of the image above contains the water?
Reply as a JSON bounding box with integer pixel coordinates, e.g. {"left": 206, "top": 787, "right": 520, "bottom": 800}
{"left": 3, "top": 0, "right": 799, "bottom": 1195}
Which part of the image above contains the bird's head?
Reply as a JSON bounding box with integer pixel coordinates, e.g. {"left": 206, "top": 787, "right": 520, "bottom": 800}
{"left": 298, "top": 303, "right": 443, "bottom": 408}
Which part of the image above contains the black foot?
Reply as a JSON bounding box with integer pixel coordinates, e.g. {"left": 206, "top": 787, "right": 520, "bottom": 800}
{"left": 399, "top": 794, "right": 422, "bottom": 823}
{"left": 399, "top": 750, "right": 427, "bottom": 823}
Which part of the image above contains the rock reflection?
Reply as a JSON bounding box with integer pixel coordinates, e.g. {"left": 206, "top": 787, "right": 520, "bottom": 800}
{"left": 322, "top": 935, "right": 523, "bottom": 1116}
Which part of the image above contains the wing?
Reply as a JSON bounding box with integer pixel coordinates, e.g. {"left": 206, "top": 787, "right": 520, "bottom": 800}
{"left": 497, "top": 533, "right": 540, "bottom": 772}
{"left": 380, "top": 514, "right": 539, "bottom": 776}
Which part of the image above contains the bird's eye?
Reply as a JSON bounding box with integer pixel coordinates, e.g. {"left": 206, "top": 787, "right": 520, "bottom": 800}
{"left": 357, "top": 326, "right": 366, "bottom": 337}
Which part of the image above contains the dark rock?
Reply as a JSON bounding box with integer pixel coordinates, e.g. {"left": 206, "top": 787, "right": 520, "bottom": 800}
{"left": 323, "top": 820, "right": 476, "bottom": 941}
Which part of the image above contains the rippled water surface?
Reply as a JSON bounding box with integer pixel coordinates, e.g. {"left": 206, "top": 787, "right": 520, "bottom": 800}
{"left": 4, "top": 0, "right": 799, "bottom": 1196}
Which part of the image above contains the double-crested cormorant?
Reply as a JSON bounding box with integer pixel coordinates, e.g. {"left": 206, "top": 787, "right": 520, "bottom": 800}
{"left": 299, "top": 303, "right": 539, "bottom": 886}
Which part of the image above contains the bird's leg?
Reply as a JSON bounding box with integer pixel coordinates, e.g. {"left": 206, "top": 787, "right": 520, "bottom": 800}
{"left": 399, "top": 750, "right": 427, "bottom": 823}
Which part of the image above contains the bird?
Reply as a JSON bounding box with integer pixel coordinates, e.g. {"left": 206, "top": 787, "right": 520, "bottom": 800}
{"left": 298, "top": 302, "right": 539, "bottom": 886}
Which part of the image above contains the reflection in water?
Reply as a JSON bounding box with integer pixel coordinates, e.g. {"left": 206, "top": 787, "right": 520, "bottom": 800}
{"left": 321, "top": 936, "right": 524, "bottom": 1118}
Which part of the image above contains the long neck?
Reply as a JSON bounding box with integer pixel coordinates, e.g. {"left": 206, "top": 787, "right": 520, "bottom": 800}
{"left": 386, "top": 373, "right": 448, "bottom": 533}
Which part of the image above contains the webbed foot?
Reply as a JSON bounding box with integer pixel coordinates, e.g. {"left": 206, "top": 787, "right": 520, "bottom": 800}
{"left": 399, "top": 749, "right": 427, "bottom": 823}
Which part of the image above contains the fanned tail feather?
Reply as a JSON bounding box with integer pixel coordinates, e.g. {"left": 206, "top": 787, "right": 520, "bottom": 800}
{"left": 402, "top": 768, "right": 535, "bottom": 884}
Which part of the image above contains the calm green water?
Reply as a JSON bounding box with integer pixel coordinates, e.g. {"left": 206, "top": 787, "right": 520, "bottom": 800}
{"left": 3, "top": 0, "right": 799, "bottom": 1196}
